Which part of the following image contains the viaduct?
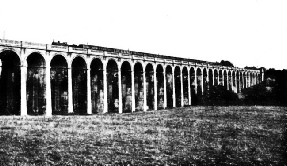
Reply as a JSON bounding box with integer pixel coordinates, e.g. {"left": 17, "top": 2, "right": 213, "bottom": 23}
{"left": 0, "top": 39, "right": 263, "bottom": 116}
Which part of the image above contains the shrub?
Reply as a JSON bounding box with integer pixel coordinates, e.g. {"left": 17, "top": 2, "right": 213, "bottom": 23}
{"left": 201, "top": 85, "right": 240, "bottom": 106}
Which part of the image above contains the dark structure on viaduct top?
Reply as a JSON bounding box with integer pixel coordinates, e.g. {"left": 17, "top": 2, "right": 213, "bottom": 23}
{"left": 0, "top": 39, "right": 263, "bottom": 116}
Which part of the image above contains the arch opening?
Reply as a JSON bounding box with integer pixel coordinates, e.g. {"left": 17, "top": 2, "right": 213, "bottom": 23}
{"left": 223, "top": 70, "right": 228, "bottom": 90}
{"left": 0, "top": 50, "right": 21, "bottom": 115}
{"left": 145, "top": 64, "right": 154, "bottom": 110}
{"left": 27, "top": 53, "right": 46, "bottom": 115}
{"left": 182, "top": 67, "right": 189, "bottom": 106}
{"left": 231, "top": 71, "right": 236, "bottom": 92}
{"left": 91, "top": 58, "right": 103, "bottom": 114}
{"left": 121, "top": 61, "right": 132, "bottom": 113}
{"left": 72, "top": 57, "right": 87, "bottom": 115}
{"left": 134, "top": 63, "right": 144, "bottom": 111}
{"left": 228, "top": 71, "right": 232, "bottom": 91}
{"left": 214, "top": 70, "right": 219, "bottom": 86}
{"left": 190, "top": 67, "right": 196, "bottom": 105}
{"left": 166, "top": 65, "right": 173, "bottom": 108}
{"left": 219, "top": 70, "right": 223, "bottom": 86}
{"left": 196, "top": 68, "right": 203, "bottom": 100}
{"left": 208, "top": 69, "right": 213, "bottom": 88}
{"left": 107, "top": 59, "right": 119, "bottom": 113}
{"left": 174, "top": 66, "right": 181, "bottom": 107}
{"left": 51, "top": 55, "right": 68, "bottom": 115}
{"left": 236, "top": 72, "right": 240, "bottom": 93}
{"left": 156, "top": 64, "right": 164, "bottom": 109}
{"left": 243, "top": 73, "right": 246, "bottom": 89}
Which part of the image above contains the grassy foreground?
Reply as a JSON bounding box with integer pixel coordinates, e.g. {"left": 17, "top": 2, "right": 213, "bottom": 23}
{"left": 0, "top": 106, "right": 286, "bottom": 165}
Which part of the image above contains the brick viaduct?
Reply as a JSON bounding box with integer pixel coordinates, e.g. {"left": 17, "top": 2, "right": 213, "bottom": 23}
{"left": 0, "top": 39, "right": 263, "bottom": 116}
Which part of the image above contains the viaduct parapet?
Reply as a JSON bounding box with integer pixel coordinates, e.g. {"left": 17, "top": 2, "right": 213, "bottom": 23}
{"left": 0, "top": 39, "right": 263, "bottom": 116}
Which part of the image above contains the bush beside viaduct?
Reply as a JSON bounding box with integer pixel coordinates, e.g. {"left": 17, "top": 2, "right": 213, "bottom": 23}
{"left": 0, "top": 39, "right": 263, "bottom": 116}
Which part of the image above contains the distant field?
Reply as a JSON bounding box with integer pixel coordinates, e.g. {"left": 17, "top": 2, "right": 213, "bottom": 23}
{"left": 0, "top": 106, "right": 286, "bottom": 165}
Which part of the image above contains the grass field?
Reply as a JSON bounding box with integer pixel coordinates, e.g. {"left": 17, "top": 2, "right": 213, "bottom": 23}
{"left": 0, "top": 106, "right": 286, "bottom": 165}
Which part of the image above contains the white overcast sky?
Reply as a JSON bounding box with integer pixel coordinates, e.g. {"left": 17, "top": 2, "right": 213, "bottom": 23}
{"left": 0, "top": 0, "right": 286, "bottom": 69}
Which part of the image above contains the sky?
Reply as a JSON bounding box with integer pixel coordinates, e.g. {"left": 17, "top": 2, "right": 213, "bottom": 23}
{"left": 0, "top": 0, "right": 286, "bottom": 69}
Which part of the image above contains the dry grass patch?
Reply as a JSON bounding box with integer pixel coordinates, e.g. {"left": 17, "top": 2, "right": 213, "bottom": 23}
{"left": 0, "top": 106, "right": 286, "bottom": 165}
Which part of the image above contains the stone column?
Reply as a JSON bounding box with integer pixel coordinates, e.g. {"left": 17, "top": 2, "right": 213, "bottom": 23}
{"left": 246, "top": 74, "right": 248, "bottom": 88}
{"left": 201, "top": 68, "right": 204, "bottom": 94}
{"left": 249, "top": 73, "right": 251, "bottom": 87}
{"left": 234, "top": 73, "right": 237, "bottom": 93}
{"left": 143, "top": 70, "right": 147, "bottom": 111}
{"left": 103, "top": 62, "right": 108, "bottom": 113}
{"left": 154, "top": 66, "right": 157, "bottom": 110}
{"left": 217, "top": 71, "right": 220, "bottom": 85}
{"left": 238, "top": 73, "right": 241, "bottom": 93}
{"left": 212, "top": 69, "right": 215, "bottom": 86}
{"left": 118, "top": 65, "right": 123, "bottom": 114}
{"left": 163, "top": 67, "right": 167, "bottom": 108}
{"left": 131, "top": 67, "right": 135, "bottom": 112}
{"left": 241, "top": 73, "right": 245, "bottom": 89}
{"left": 68, "top": 63, "right": 73, "bottom": 113}
{"left": 45, "top": 58, "right": 52, "bottom": 116}
{"left": 230, "top": 72, "right": 233, "bottom": 91}
{"left": 21, "top": 63, "right": 27, "bottom": 116}
{"left": 206, "top": 69, "right": 209, "bottom": 92}
{"left": 187, "top": 68, "right": 191, "bottom": 105}
{"left": 180, "top": 67, "right": 184, "bottom": 107}
{"left": 226, "top": 71, "right": 229, "bottom": 90}
{"left": 172, "top": 66, "right": 176, "bottom": 107}
{"left": 194, "top": 68, "right": 197, "bottom": 95}
{"left": 87, "top": 66, "right": 92, "bottom": 114}
{"left": 222, "top": 71, "right": 224, "bottom": 86}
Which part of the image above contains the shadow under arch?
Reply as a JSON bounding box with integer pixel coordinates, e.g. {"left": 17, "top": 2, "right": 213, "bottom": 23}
{"left": 121, "top": 61, "right": 132, "bottom": 113}
{"left": 165, "top": 65, "right": 173, "bottom": 108}
{"left": 156, "top": 64, "right": 164, "bottom": 110}
{"left": 72, "top": 56, "right": 87, "bottom": 115}
{"left": 91, "top": 58, "right": 104, "bottom": 114}
{"left": 27, "top": 52, "right": 46, "bottom": 115}
{"left": 145, "top": 63, "right": 154, "bottom": 110}
{"left": 134, "top": 62, "right": 144, "bottom": 111}
{"left": 0, "top": 50, "right": 21, "bottom": 115}
{"left": 107, "top": 59, "right": 119, "bottom": 113}
{"left": 50, "top": 55, "right": 68, "bottom": 115}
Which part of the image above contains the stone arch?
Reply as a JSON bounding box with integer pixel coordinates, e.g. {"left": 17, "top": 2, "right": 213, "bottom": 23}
{"left": 219, "top": 69, "right": 223, "bottom": 86}
{"left": 145, "top": 63, "right": 154, "bottom": 110}
{"left": 196, "top": 68, "right": 203, "bottom": 104}
{"left": 182, "top": 67, "right": 189, "bottom": 106}
{"left": 223, "top": 70, "right": 228, "bottom": 89}
{"left": 134, "top": 62, "right": 144, "bottom": 111}
{"left": 107, "top": 59, "right": 119, "bottom": 113}
{"left": 228, "top": 70, "right": 232, "bottom": 90}
{"left": 243, "top": 72, "right": 246, "bottom": 88}
{"left": 0, "top": 50, "right": 21, "bottom": 115}
{"left": 214, "top": 69, "right": 219, "bottom": 86}
{"left": 156, "top": 64, "right": 164, "bottom": 109}
{"left": 121, "top": 61, "right": 132, "bottom": 113}
{"left": 72, "top": 56, "right": 87, "bottom": 115}
{"left": 202, "top": 68, "right": 208, "bottom": 96}
{"left": 50, "top": 54, "right": 68, "bottom": 115}
{"left": 165, "top": 65, "right": 173, "bottom": 108}
{"left": 27, "top": 52, "right": 46, "bottom": 115}
{"left": 90, "top": 58, "right": 104, "bottom": 114}
{"left": 239, "top": 72, "right": 243, "bottom": 90}
{"left": 50, "top": 52, "right": 69, "bottom": 65}
{"left": 231, "top": 70, "right": 238, "bottom": 93}
{"left": 174, "top": 66, "right": 181, "bottom": 107}
{"left": 0, "top": 48, "right": 21, "bottom": 60}
{"left": 208, "top": 68, "right": 213, "bottom": 89}
{"left": 190, "top": 67, "right": 196, "bottom": 105}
